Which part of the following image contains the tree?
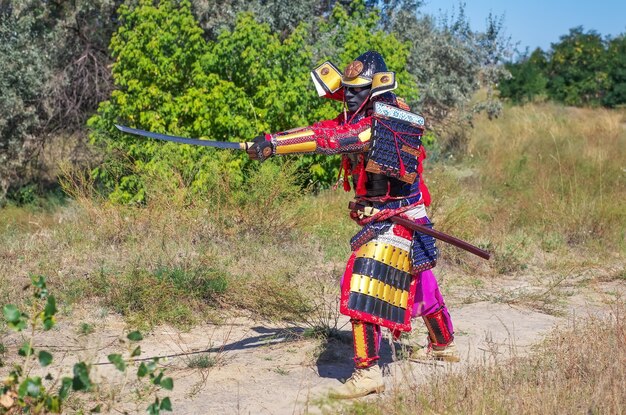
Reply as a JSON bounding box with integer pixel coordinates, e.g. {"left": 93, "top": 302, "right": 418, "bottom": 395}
{"left": 0, "top": 7, "right": 51, "bottom": 202}
{"left": 603, "top": 34, "right": 626, "bottom": 107}
{"left": 473, "top": 12, "right": 513, "bottom": 119}
{"left": 499, "top": 48, "right": 548, "bottom": 104}
{"left": 89, "top": 0, "right": 416, "bottom": 201}
{"left": 547, "top": 26, "right": 608, "bottom": 106}
{"left": 0, "top": 0, "right": 122, "bottom": 203}
{"left": 89, "top": 0, "right": 253, "bottom": 203}
{"left": 386, "top": 3, "right": 512, "bottom": 152}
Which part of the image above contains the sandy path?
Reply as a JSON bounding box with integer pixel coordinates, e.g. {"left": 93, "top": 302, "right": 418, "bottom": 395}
{"left": 1, "top": 276, "right": 621, "bottom": 415}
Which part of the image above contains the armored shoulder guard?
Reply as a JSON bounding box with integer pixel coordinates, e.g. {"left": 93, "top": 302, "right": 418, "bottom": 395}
{"left": 365, "top": 102, "right": 425, "bottom": 184}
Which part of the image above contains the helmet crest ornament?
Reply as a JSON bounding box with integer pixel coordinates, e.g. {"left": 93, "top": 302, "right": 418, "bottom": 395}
{"left": 344, "top": 61, "right": 364, "bottom": 79}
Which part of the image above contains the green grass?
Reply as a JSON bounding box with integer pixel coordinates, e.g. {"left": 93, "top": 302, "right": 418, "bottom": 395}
{"left": 186, "top": 354, "right": 216, "bottom": 369}
{"left": 152, "top": 266, "right": 228, "bottom": 301}
{"left": 78, "top": 322, "right": 95, "bottom": 335}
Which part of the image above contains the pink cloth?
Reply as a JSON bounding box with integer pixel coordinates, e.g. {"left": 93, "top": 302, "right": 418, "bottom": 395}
{"left": 340, "top": 267, "right": 454, "bottom": 333}
{"left": 411, "top": 269, "right": 453, "bottom": 332}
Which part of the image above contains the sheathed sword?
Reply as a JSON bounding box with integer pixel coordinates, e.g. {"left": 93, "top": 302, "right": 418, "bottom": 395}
{"left": 348, "top": 201, "right": 490, "bottom": 260}
{"left": 115, "top": 124, "right": 254, "bottom": 150}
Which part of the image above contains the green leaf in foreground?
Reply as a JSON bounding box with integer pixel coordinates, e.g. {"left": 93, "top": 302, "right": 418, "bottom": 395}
{"left": 137, "top": 362, "right": 148, "bottom": 378}
{"left": 41, "top": 295, "right": 56, "bottom": 331}
{"left": 160, "top": 397, "right": 172, "bottom": 411}
{"left": 107, "top": 353, "right": 126, "bottom": 372}
{"left": 3, "top": 304, "right": 27, "bottom": 331}
{"left": 38, "top": 350, "right": 53, "bottom": 367}
{"left": 72, "top": 362, "right": 92, "bottom": 391}
{"left": 59, "top": 377, "right": 73, "bottom": 399}
{"left": 46, "top": 396, "right": 61, "bottom": 412}
{"left": 31, "top": 275, "right": 48, "bottom": 299}
{"left": 18, "top": 343, "right": 34, "bottom": 357}
{"left": 147, "top": 398, "right": 160, "bottom": 415}
{"left": 3, "top": 304, "right": 21, "bottom": 322}
{"left": 160, "top": 377, "right": 173, "bottom": 390}
{"left": 44, "top": 295, "right": 57, "bottom": 317}
{"left": 127, "top": 331, "right": 143, "bottom": 341}
{"left": 152, "top": 370, "right": 163, "bottom": 386}
{"left": 131, "top": 345, "right": 141, "bottom": 357}
{"left": 18, "top": 377, "right": 43, "bottom": 398}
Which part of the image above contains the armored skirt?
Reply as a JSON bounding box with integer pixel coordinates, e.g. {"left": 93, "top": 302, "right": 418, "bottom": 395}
{"left": 340, "top": 200, "right": 439, "bottom": 334}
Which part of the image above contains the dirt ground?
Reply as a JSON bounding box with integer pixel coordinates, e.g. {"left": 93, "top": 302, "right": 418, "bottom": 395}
{"left": 1, "top": 271, "right": 623, "bottom": 415}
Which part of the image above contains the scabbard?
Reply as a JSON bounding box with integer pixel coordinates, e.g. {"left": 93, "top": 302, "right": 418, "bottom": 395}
{"left": 348, "top": 201, "right": 490, "bottom": 260}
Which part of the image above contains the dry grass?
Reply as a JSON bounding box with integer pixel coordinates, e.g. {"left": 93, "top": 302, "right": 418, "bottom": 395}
{"left": 1, "top": 103, "right": 624, "bottom": 415}
{"left": 341, "top": 302, "right": 625, "bottom": 415}
{"left": 0, "top": 161, "right": 340, "bottom": 329}
{"left": 1, "top": 103, "right": 624, "bottom": 330}
{"left": 474, "top": 104, "right": 625, "bottom": 247}
{"left": 427, "top": 103, "right": 626, "bottom": 275}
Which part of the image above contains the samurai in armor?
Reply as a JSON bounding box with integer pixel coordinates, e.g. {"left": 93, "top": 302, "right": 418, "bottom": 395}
{"left": 248, "top": 51, "right": 459, "bottom": 399}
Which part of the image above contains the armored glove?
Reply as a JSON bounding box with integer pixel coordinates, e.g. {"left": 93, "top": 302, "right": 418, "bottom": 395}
{"left": 247, "top": 134, "right": 274, "bottom": 162}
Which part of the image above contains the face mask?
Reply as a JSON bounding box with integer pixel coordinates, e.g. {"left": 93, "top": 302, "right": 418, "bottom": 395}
{"left": 344, "top": 86, "right": 371, "bottom": 113}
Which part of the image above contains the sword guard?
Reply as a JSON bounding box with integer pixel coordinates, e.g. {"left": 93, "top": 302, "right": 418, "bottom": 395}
{"left": 247, "top": 135, "right": 274, "bottom": 162}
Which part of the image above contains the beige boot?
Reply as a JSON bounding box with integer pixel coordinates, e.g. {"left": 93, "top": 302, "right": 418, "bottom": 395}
{"left": 328, "top": 365, "right": 385, "bottom": 399}
{"left": 409, "top": 340, "right": 460, "bottom": 363}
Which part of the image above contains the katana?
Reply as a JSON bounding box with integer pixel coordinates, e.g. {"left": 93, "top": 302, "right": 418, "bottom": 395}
{"left": 115, "top": 124, "right": 252, "bottom": 150}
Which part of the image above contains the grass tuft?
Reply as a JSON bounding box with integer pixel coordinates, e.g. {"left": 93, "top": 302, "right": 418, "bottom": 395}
{"left": 186, "top": 354, "right": 216, "bottom": 369}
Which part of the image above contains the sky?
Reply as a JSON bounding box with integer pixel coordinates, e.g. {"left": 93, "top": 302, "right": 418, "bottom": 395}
{"left": 419, "top": 0, "right": 626, "bottom": 54}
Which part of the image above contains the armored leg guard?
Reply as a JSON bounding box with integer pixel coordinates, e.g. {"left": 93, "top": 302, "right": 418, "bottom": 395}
{"left": 351, "top": 319, "right": 381, "bottom": 369}
{"left": 410, "top": 306, "right": 460, "bottom": 362}
{"left": 423, "top": 306, "right": 454, "bottom": 347}
{"left": 329, "top": 319, "right": 385, "bottom": 399}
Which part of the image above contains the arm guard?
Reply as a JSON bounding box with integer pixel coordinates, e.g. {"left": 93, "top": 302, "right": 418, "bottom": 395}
{"left": 270, "top": 116, "right": 372, "bottom": 156}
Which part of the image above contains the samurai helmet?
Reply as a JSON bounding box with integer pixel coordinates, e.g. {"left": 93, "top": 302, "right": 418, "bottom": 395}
{"left": 310, "top": 51, "right": 398, "bottom": 100}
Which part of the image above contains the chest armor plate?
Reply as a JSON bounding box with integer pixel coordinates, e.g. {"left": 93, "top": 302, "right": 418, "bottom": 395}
{"left": 365, "top": 102, "right": 425, "bottom": 185}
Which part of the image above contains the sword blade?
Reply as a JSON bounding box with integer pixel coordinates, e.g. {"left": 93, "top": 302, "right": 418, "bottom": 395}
{"left": 115, "top": 125, "right": 246, "bottom": 150}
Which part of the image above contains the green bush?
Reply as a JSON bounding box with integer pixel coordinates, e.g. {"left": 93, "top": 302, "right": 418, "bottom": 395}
{"left": 88, "top": 0, "right": 415, "bottom": 203}
{"left": 105, "top": 269, "right": 197, "bottom": 329}
{"left": 153, "top": 266, "right": 228, "bottom": 301}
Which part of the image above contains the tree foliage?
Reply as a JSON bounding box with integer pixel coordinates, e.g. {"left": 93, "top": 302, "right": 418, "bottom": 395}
{"left": 2, "top": 0, "right": 514, "bottom": 203}
{"left": 0, "top": 6, "right": 51, "bottom": 202}
{"left": 547, "top": 27, "right": 608, "bottom": 106}
{"left": 89, "top": 0, "right": 418, "bottom": 202}
{"left": 386, "top": 3, "right": 511, "bottom": 152}
{"left": 499, "top": 26, "right": 626, "bottom": 108}
{"left": 0, "top": 0, "right": 121, "bottom": 203}
{"left": 603, "top": 34, "right": 626, "bottom": 107}
{"left": 498, "top": 48, "right": 548, "bottom": 104}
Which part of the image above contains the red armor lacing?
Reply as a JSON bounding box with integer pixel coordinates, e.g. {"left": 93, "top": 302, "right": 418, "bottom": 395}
{"left": 375, "top": 118, "right": 423, "bottom": 178}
